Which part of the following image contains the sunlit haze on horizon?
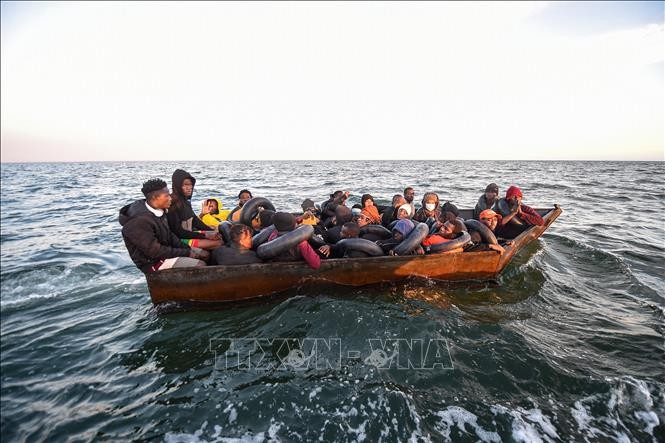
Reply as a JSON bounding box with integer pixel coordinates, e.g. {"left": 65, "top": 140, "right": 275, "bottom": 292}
{"left": 1, "top": 1, "right": 663, "bottom": 162}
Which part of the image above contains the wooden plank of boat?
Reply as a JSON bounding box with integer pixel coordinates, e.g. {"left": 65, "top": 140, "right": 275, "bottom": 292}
{"left": 146, "top": 205, "right": 562, "bottom": 305}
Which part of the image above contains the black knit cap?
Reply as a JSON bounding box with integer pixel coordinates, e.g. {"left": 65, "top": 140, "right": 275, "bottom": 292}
{"left": 141, "top": 178, "right": 167, "bottom": 197}
{"left": 485, "top": 183, "right": 499, "bottom": 193}
{"left": 273, "top": 212, "right": 296, "bottom": 232}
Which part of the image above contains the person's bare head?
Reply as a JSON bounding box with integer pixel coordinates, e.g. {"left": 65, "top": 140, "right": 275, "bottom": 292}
{"left": 142, "top": 179, "right": 171, "bottom": 210}
{"left": 341, "top": 222, "right": 360, "bottom": 239}
{"left": 403, "top": 187, "right": 415, "bottom": 203}
{"left": 230, "top": 224, "right": 253, "bottom": 249}
{"left": 392, "top": 194, "right": 406, "bottom": 208}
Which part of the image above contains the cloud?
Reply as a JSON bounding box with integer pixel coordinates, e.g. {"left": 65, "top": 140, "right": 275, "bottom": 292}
{"left": 1, "top": 1, "right": 662, "bottom": 161}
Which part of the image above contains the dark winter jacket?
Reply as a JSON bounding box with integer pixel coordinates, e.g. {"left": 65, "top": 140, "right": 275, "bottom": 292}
{"left": 119, "top": 200, "right": 190, "bottom": 273}
{"left": 167, "top": 169, "right": 212, "bottom": 240}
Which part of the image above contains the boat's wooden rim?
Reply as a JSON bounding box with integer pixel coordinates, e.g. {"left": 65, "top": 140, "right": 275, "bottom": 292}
{"left": 145, "top": 205, "right": 562, "bottom": 305}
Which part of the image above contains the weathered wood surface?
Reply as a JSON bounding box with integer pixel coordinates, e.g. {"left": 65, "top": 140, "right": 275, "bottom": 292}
{"left": 146, "top": 205, "right": 562, "bottom": 304}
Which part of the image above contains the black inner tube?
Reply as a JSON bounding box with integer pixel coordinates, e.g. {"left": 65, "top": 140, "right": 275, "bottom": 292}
{"left": 463, "top": 219, "right": 498, "bottom": 245}
{"left": 218, "top": 221, "right": 232, "bottom": 244}
{"left": 252, "top": 225, "right": 276, "bottom": 249}
{"left": 257, "top": 225, "right": 314, "bottom": 259}
{"left": 393, "top": 223, "right": 429, "bottom": 256}
{"left": 359, "top": 224, "right": 392, "bottom": 239}
{"left": 336, "top": 238, "right": 384, "bottom": 257}
{"left": 239, "top": 197, "right": 276, "bottom": 227}
{"left": 428, "top": 231, "right": 472, "bottom": 253}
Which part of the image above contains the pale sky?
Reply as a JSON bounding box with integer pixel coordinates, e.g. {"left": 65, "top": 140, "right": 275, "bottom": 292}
{"left": 1, "top": 1, "right": 663, "bottom": 162}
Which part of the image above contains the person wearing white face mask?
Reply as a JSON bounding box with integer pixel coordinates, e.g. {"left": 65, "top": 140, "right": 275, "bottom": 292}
{"left": 413, "top": 192, "right": 443, "bottom": 224}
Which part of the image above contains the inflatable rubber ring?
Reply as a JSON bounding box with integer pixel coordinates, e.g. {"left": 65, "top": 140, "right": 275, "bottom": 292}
{"left": 359, "top": 224, "right": 392, "bottom": 239}
{"left": 239, "top": 197, "right": 276, "bottom": 227}
{"left": 393, "top": 223, "right": 429, "bottom": 256}
{"left": 428, "top": 231, "right": 472, "bottom": 253}
{"left": 463, "top": 219, "right": 498, "bottom": 245}
{"left": 252, "top": 225, "right": 276, "bottom": 249}
{"left": 257, "top": 225, "right": 314, "bottom": 259}
{"left": 336, "top": 238, "right": 384, "bottom": 257}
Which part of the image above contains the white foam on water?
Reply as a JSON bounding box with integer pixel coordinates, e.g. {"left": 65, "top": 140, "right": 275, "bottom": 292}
{"left": 571, "top": 400, "right": 602, "bottom": 438}
{"left": 490, "top": 404, "right": 558, "bottom": 443}
{"left": 163, "top": 419, "right": 283, "bottom": 443}
{"left": 308, "top": 387, "right": 322, "bottom": 401}
{"left": 634, "top": 410, "right": 659, "bottom": 435}
{"left": 435, "top": 406, "right": 500, "bottom": 443}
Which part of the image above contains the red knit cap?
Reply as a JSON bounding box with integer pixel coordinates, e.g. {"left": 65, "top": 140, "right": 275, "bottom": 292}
{"left": 506, "top": 186, "right": 523, "bottom": 200}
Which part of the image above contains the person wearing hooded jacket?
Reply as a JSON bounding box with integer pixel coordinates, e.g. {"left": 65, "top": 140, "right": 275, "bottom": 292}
{"left": 119, "top": 178, "right": 209, "bottom": 273}
{"left": 199, "top": 197, "right": 232, "bottom": 228}
{"left": 167, "top": 169, "right": 222, "bottom": 250}
{"left": 413, "top": 192, "right": 443, "bottom": 224}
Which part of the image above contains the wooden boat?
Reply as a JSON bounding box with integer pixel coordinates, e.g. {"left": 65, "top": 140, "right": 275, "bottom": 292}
{"left": 146, "top": 205, "right": 562, "bottom": 305}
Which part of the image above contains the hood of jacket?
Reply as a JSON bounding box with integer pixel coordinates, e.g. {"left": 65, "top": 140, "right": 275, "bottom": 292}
{"left": 172, "top": 169, "right": 196, "bottom": 200}
{"left": 119, "top": 199, "right": 152, "bottom": 226}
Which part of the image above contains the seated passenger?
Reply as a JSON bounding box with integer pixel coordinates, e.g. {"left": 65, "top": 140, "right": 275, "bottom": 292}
{"left": 227, "top": 189, "right": 253, "bottom": 222}
{"left": 381, "top": 195, "right": 407, "bottom": 227}
{"left": 360, "top": 204, "right": 381, "bottom": 225}
{"left": 471, "top": 209, "right": 512, "bottom": 253}
{"left": 413, "top": 192, "right": 442, "bottom": 224}
{"left": 351, "top": 204, "right": 363, "bottom": 218}
{"left": 318, "top": 222, "right": 367, "bottom": 258}
{"left": 356, "top": 210, "right": 385, "bottom": 241}
{"left": 403, "top": 187, "right": 416, "bottom": 216}
{"left": 267, "top": 212, "right": 321, "bottom": 269}
{"left": 119, "top": 178, "right": 209, "bottom": 273}
{"left": 323, "top": 205, "right": 354, "bottom": 244}
{"left": 167, "top": 169, "right": 222, "bottom": 250}
{"left": 199, "top": 198, "right": 232, "bottom": 228}
{"left": 361, "top": 194, "right": 377, "bottom": 210}
{"left": 301, "top": 199, "right": 321, "bottom": 217}
{"left": 441, "top": 201, "right": 466, "bottom": 232}
{"left": 321, "top": 190, "right": 349, "bottom": 223}
{"left": 473, "top": 183, "right": 499, "bottom": 219}
{"left": 422, "top": 221, "right": 456, "bottom": 246}
{"left": 212, "top": 224, "right": 262, "bottom": 265}
{"left": 249, "top": 208, "right": 275, "bottom": 235}
{"left": 377, "top": 219, "right": 425, "bottom": 256}
{"left": 497, "top": 186, "right": 544, "bottom": 237}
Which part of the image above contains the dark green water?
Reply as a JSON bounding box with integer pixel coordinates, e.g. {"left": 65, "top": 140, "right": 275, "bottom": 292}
{"left": 1, "top": 161, "right": 664, "bottom": 442}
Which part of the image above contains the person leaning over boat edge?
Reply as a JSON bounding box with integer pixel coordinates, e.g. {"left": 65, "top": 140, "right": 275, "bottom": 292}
{"left": 119, "top": 178, "right": 208, "bottom": 273}
{"left": 211, "top": 224, "right": 262, "bottom": 265}
{"left": 167, "top": 169, "right": 222, "bottom": 250}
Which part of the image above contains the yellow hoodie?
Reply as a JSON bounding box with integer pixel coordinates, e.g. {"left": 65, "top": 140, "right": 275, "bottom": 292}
{"left": 200, "top": 198, "right": 232, "bottom": 228}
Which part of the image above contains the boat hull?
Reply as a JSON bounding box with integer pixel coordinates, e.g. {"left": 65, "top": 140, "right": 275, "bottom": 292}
{"left": 146, "top": 205, "right": 562, "bottom": 304}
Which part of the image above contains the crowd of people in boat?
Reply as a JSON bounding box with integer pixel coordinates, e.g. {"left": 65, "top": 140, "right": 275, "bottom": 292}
{"left": 119, "top": 169, "right": 544, "bottom": 273}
